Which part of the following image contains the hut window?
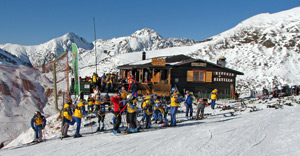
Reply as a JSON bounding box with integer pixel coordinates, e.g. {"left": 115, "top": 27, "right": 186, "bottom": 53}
{"left": 187, "top": 70, "right": 205, "bottom": 82}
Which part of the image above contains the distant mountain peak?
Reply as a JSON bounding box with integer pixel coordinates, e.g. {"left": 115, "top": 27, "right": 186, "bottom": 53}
{"left": 131, "top": 28, "right": 163, "bottom": 39}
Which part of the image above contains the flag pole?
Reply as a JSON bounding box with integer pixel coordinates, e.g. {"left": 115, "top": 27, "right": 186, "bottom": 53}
{"left": 93, "top": 17, "right": 97, "bottom": 74}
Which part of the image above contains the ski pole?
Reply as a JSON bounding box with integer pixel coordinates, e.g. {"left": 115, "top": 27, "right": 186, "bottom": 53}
{"left": 117, "top": 104, "right": 128, "bottom": 117}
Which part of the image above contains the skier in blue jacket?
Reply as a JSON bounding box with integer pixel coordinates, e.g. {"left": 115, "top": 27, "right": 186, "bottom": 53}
{"left": 184, "top": 90, "right": 194, "bottom": 119}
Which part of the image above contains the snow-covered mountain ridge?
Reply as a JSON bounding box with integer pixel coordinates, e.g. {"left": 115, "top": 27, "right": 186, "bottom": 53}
{"left": 189, "top": 6, "right": 300, "bottom": 92}
{"left": 0, "top": 28, "right": 197, "bottom": 67}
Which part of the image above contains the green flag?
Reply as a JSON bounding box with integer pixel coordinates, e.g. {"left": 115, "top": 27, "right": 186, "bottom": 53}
{"left": 72, "top": 43, "right": 80, "bottom": 95}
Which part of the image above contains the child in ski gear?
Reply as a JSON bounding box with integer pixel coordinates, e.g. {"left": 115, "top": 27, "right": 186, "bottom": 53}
{"left": 153, "top": 94, "right": 163, "bottom": 123}
{"left": 105, "top": 73, "right": 113, "bottom": 92}
{"left": 31, "top": 111, "right": 46, "bottom": 141}
{"left": 92, "top": 73, "right": 98, "bottom": 89}
{"left": 209, "top": 89, "right": 218, "bottom": 110}
{"left": 184, "top": 90, "right": 193, "bottom": 119}
{"left": 161, "top": 97, "right": 170, "bottom": 127}
{"left": 142, "top": 99, "right": 153, "bottom": 128}
{"left": 62, "top": 100, "right": 73, "bottom": 138}
{"left": 130, "top": 81, "right": 139, "bottom": 98}
{"left": 128, "top": 75, "right": 134, "bottom": 91}
{"left": 101, "top": 73, "right": 107, "bottom": 92}
{"left": 94, "top": 96, "right": 104, "bottom": 132}
{"left": 126, "top": 94, "right": 138, "bottom": 133}
{"left": 119, "top": 86, "right": 128, "bottom": 128}
{"left": 87, "top": 96, "right": 95, "bottom": 113}
{"left": 103, "top": 93, "right": 112, "bottom": 112}
{"left": 140, "top": 96, "right": 153, "bottom": 125}
{"left": 170, "top": 87, "right": 181, "bottom": 126}
{"left": 120, "top": 86, "right": 128, "bottom": 102}
{"left": 111, "top": 93, "right": 123, "bottom": 134}
{"left": 70, "top": 99, "right": 87, "bottom": 138}
{"left": 93, "top": 86, "right": 101, "bottom": 99}
{"left": 195, "top": 98, "right": 207, "bottom": 120}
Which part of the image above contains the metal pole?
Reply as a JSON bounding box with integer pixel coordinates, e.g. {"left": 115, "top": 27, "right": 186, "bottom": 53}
{"left": 93, "top": 17, "right": 97, "bottom": 74}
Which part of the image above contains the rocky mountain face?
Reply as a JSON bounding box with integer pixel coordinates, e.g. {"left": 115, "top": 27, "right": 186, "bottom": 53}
{"left": 0, "top": 48, "right": 32, "bottom": 66}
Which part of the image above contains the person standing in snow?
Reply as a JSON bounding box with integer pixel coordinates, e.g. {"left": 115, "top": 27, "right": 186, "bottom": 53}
{"left": 141, "top": 99, "right": 153, "bottom": 129}
{"left": 130, "top": 81, "right": 139, "bottom": 98}
{"left": 101, "top": 73, "right": 107, "bottom": 92}
{"left": 170, "top": 87, "right": 181, "bottom": 126}
{"left": 70, "top": 99, "right": 87, "bottom": 138}
{"left": 209, "top": 89, "right": 218, "bottom": 115}
{"left": 111, "top": 92, "right": 123, "bottom": 134}
{"left": 128, "top": 75, "right": 134, "bottom": 92}
{"left": 161, "top": 96, "right": 170, "bottom": 127}
{"left": 195, "top": 98, "right": 207, "bottom": 120}
{"left": 95, "top": 96, "right": 106, "bottom": 132}
{"left": 92, "top": 73, "right": 98, "bottom": 89}
{"left": 184, "top": 90, "right": 194, "bottom": 119}
{"left": 105, "top": 73, "right": 113, "bottom": 92}
{"left": 87, "top": 95, "right": 95, "bottom": 113}
{"left": 153, "top": 94, "right": 163, "bottom": 124}
{"left": 61, "top": 100, "right": 73, "bottom": 138}
{"left": 31, "top": 111, "right": 46, "bottom": 142}
{"left": 126, "top": 94, "right": 138, "bottom": 133}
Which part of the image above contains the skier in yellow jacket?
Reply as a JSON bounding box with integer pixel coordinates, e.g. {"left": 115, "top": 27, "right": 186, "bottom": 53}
{"left": 209, "top": 89, "right": 218, "bottom": 109}
{"left": 62, "top": 100, "right": 73, "bottom": 138}
{"left": 31, "top": 111, "right": 46, "bottom": 142}
{"left": 126, "top": 94, "right": 138, "bottom": 133}
{"left": 142, "top": 98, "right": 153, "bottom": 129}
{"left": 170, "top": 87, "right": 181, "bottom": 126}
{"left": 70, "top": 99, "right": 87, "bottom": 138}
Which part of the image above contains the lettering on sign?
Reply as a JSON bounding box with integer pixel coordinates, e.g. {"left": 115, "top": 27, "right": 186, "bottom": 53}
{"left": 152, "top": 58, "right": 166, "bottom": 66}
{"left": 191, "top": 62, "right": 207, "bottom": 67}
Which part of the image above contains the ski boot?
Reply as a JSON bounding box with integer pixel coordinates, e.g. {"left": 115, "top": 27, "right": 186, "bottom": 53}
{"left": 74, "top": 134, "right": 82, "bottom": 138}
{"left": 62, "top": 135, "right": 70, "bottom": 138}
{"left": 113, "top": 129, "right": 121, "bottom": 134}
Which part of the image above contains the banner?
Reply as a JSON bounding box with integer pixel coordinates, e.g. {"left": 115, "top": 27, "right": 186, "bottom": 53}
{"left": 72, "top": 43, "right": 80, "bottom": 95}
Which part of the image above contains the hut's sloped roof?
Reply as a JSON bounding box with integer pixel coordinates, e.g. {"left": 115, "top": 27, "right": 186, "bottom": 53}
{"left": 118, "top": 54, "right": 244, "bottom": 75}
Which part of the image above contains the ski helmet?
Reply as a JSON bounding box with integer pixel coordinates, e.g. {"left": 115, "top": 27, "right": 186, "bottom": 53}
{"left": 171, "top": 87, "right": 177, "bottom": 92}
{"left": 127, "top": 94, "right": 133, "bottom": 100}
{"left": 35, "top": 111, "right": 41, "bottom": 115}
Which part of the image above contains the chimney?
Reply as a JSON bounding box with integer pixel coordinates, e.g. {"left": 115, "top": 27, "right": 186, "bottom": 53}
{"left": 217, "top": 56, "right": 226, "bottom": 67}
{"left": 142, "top": 51, "right": 146, "bottom": 60}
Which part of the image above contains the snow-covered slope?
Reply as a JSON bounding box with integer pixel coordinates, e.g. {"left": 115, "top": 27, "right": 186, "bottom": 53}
{"left": 1, "top": 97, "right": 300, "bottom": 156}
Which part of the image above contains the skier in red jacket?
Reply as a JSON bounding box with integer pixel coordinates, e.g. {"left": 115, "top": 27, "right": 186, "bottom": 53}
{"left": 111, "top": 92, "right": 124, "bottom": 134}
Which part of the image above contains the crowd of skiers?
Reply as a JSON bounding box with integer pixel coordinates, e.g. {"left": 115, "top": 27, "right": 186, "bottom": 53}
{"left": 79, "top": 72, "right": 117, "bottom": 93}
{"left": 31, "top": 83, "right": 219, "bottom": 139}
{"left": 79, "top": 73, "right": 139, "bottom": 93}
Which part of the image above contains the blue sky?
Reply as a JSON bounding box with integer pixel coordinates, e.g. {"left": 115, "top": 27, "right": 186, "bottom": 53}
{"left": 0, "top": 0, "right": 299, "bottom": 45}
